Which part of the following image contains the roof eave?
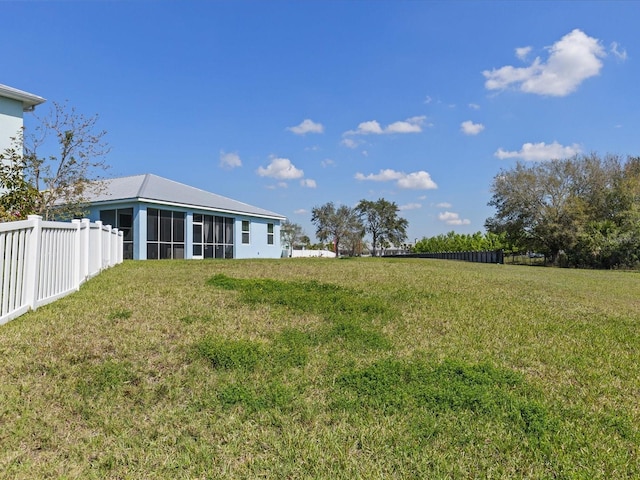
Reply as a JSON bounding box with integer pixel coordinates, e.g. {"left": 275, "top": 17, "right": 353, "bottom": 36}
{"left": 89, "top": 197, "right": 287, "bottom": 221}
{"left": 0, "top": 84, "right": 46, "bottom": 112}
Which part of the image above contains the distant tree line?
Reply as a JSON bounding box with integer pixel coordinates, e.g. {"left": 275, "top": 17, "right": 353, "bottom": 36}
{"left": 414, "top": 231, "right": 509, "bottom": 254}
{"left": 285, "top": 153, "right": 640, "bottom": 269}
{"left": 485, "top": 154, "right": 640, "bottom": 268}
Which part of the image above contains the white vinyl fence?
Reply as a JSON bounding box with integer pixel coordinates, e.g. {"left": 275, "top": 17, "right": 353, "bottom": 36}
{"left": 290, "top": 249, "right": 336, "bottom": 258}
{"left": 0, "top": 215, "right": 123, "bottom": 325}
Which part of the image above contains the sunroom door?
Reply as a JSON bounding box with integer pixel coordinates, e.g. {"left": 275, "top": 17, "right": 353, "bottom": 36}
{"left": 192, "top": 214, "right": 204, "bottom": 259}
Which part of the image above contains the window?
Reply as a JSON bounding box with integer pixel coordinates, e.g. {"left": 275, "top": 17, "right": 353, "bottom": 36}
{"left": 267, "top": 223, "right": 274, "bottom": 245}
{"left": 192, "top": 214, "right": 234, "bottom": 259}
{"left": 146, "top": 208, "right": 185, "bottom": 259}
{"left": 242, "top": 220, "right": 250, "bottom": 244}
{"left": 100, "top": 208, "right": 134, "bottom": 259}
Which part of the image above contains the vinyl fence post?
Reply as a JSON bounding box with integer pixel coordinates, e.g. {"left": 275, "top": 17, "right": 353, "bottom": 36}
{"left": 95, "top": 221, "right": 103, "bottom": 272}
{"left": 105, "top": 224, "right": 111, "bottom": 268}
{"left": 118, "top": 231, "right": 124, "bottom": 263}
{"left": 72, "top": 219, "right": 82, "bottom": 290}
{"left": 110, "top": 228, "right": 118, "bottom": 267}
{"left": 23, "top": 215, "right": 43, "bottom": 310}
{"left": 104, "top": 224, "right": 112, "bottom": 268}
{"left": 81, "top": 218, "right": 90, "bottom": 280}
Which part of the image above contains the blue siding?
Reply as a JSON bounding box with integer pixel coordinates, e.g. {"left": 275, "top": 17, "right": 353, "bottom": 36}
{"left": 234, "top": 216, "right": 282, "bottom": 259}
{"left": 0, "top": 97, "right": 24, "bottom": 154}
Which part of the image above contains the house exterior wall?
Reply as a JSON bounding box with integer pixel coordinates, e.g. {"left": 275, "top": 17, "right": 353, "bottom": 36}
{"left": 86, "top": 201, "right": 282, "bottom": 260}
{"left": 234, "top": 214, "right": 282, "bottom": 259}
{"left": 0, "top": 96, "right": 24, "bottom": 155}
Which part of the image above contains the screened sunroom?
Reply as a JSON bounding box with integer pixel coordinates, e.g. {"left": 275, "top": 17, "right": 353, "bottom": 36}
{"left": 84, "top": 174, "right": 285, "bottom": 260}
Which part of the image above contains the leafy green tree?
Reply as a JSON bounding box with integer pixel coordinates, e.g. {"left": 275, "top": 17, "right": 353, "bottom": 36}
{"left": 299, "top": 235, "right": 311, "bottom": 247}
{"left": 0, "top": 101, "right": 110, "bottom": 221}
{"left": 355, "top": 198, "right": 408, "bottom": 256}
{"left": 0, "top": 134, "right": 39, "bottom": 221}
{"left": 486, "top": 158, "right": 589, "bottom": 262}
{"left": 486, "top": 154, "right": 640, "bottom": 267}
{"left": 280, "top": 220, "right": 306, "bottom": 256}
{"left": 615, "top": 156, "right": 640, "bottom": 227}
{"left": 342, "top": 228, "right": 367, "bottom": 257}
{"left": 482, "top": 231, "right": 511, "bottom": 252}
{"left": 414, "top": 231, "right": 508, "bottom": 253}
{"left": 569, "top": 156, "right": 640, "bottom": 267}
{"left": 311, "top": 202, "right": 363, "bottom": 257}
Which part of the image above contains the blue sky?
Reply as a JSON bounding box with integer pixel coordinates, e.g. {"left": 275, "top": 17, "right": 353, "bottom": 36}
{"left": 2, "top": 1, "right": 639, "bottom": 242}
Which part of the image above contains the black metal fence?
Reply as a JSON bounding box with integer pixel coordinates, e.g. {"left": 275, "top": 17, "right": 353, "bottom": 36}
{"left": 503, "top": 253, "right": 547, "bottom": 266}
{"left": 384, "top": 250, "right": 504, "bottom": 264}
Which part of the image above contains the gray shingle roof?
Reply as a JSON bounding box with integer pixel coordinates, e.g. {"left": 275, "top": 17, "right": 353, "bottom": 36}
{"left": 86, "top": 174, "right": 286, "bottom": 219}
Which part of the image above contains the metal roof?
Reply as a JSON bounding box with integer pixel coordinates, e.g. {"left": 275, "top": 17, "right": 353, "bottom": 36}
{"left": 86, "top": 174, "right": 286, "bottom": 220}
{"left": 0, "top": 84, "right": 46, "bottom": 112}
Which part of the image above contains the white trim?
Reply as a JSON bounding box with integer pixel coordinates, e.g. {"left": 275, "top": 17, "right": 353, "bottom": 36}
{"left": 0, "top": 84, "right": 46, "bottom": 111}
{"left": 91, "top": 198, "right": 286, "bottom": 221}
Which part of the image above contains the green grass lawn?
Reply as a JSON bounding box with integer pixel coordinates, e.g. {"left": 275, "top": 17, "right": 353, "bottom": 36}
{"left": 1, "top": 258, "right": 638, "bottom": 479}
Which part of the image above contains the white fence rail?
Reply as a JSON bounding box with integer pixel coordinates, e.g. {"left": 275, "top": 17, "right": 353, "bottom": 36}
{"left": 0, "top": 215, "right": 123, "bottom": 325}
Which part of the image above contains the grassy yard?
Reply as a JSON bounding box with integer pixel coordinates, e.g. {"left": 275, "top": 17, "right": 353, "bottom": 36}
{"left": 0, "top": 258, "right": 638, "bottom": 479}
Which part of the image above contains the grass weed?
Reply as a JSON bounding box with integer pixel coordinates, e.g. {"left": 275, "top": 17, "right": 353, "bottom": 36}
{"left": 207, "top": 273, "right": 392, "bottom": 320}
{"left": 0, "top": 258, "right": 638, "bottom": 478}
{"left": 207, "top": 273, "right": 393, "bottom": 352}
{"left": 106, "top": 309, "right": 132, "bottom": 321}
{"left": 195, "top": 337, "right": 265, "bottom": 371}
{"left": 76, "top": 360, "right": 137, "bottom": 397}
{"left": 333, "top": 358, "right": 551, "bottom": 439}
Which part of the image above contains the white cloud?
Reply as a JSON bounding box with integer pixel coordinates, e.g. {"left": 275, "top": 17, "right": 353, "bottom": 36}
{"left": 515, "top": 46, "right": 532, "bottom": 61}
{"left": 219, "top": 150, "right": 242, "bottom": 169}
{"left": 256, "top": 157, "right": 304, "bottom": 179}
{"left": 460, "top": 120, "right": 485, "bottom": 135}
{"left": 397, "top": 171, "right": 438, "bottom": 190}
{"left": 436, "top": 202, "right": 452, "bottom": 208}
{"left": 353, "top": 120, "right": 384, "bottom": 135}
{"left": 287, "top": 119, "right": 324, "bottom": 135}
{"left": 399, "top": 203, "right": 422, "bottom": 211}
{"left": 424, "top": 95, "right": 433, "bottom": 104}
{"left": 355, "top": 169, "right": 405, "bottom": 182}
{"left": 344, "top": 116, "right": 427, "bottom": 136}
{"left": 341, "top": 138, "right": 360, "bottom": 149}
{"left": 386, "top": 116, "right": 426, "bottom": 133}
{"left": 294, "top": 208, "right": 307, "bottom": 215}
{"left": 355, "top": 169, "right": 438, "bottom": 190}
{"left": 483, "top": 29, "right": 606, "bottom": 96}
{"left": 610, "top": 42, "right": 628, "bottom": 61}
{"left": 495, "top": 141, "right": 581, "bottom": 161}
{"left": 468, "top": 103, "right": 480, "bottom": 110}
{"left": 321, "top": 158, "right": 335, "bottom": 167}
{"left": 438, "top": 211, "right": 471, "bottom": 226}
{"left": 300, "top": 178, "right": 317, "bottom": 188}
